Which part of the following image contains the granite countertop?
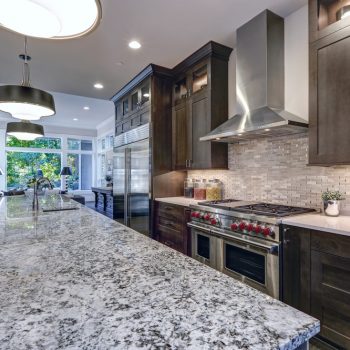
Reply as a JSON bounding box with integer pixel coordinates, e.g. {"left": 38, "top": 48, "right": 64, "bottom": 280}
{"left": 0, "top": 195, "right": 319, "bottom": 349}
{"left": 283, "top": 213, "right": 350, "bottom": 237}
{"left": 155, "top": 196, "right": 206, "bottom": 207}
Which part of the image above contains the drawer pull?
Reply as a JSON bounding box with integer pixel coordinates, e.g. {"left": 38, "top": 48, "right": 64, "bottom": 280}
{"left": 164, "top": 206, "right": 173, "bottom": 211}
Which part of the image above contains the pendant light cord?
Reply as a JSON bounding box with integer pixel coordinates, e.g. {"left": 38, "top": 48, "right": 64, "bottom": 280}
{"left": 21, "top": 37, "right": 31, "bottom": 87}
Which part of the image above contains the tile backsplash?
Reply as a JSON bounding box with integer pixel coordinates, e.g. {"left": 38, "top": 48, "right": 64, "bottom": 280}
{"left": 188, "top": 134, "right": 350, "bottom": 212}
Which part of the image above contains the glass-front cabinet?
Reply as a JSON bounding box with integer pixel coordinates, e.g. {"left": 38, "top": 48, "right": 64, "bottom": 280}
{"left": 97, "top": 133, "right": 114, "bottom": 187}
{"left": 311, "top": 0, "right": 350, "bottom": 41}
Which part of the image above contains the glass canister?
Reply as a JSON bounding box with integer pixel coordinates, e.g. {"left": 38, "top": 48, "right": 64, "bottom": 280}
{"left": 206, "top": 179, "right": 223, "bottom": 201}
{"left": 194, "top": 179, "right": 207, "bottom": 200}
{"left": 184, "top": 178, "right": 194, "bottom": 198}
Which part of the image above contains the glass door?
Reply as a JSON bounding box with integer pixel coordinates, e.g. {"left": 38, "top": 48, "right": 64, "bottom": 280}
{"left": 127, "top": 139, "right": 150, "bottom": 235}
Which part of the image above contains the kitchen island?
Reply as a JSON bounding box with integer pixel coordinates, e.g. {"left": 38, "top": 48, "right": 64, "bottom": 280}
{"left": 0, "top": 195, "right": 319, "bottom": 349}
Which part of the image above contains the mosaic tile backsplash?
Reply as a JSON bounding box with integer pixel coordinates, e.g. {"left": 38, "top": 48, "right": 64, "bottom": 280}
{"left": 188, "top": 134, "right": 350, "bottom": 212}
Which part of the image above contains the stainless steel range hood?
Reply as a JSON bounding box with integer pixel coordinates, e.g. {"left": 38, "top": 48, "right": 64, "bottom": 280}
{"left": 200, "top": 10, "right": 308, "bottom": 143}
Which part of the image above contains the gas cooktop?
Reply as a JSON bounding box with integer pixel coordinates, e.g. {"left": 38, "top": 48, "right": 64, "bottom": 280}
{"left": 200, "top": 199, "right": 316, "bottom": 217}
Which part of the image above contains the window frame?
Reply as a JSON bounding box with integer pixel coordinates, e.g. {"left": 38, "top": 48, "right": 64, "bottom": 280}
{"left": 4, "top": 133, "right": 95, "bottom": 191}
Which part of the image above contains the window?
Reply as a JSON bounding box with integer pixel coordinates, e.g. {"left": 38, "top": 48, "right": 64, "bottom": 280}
{"left": 6, "top": 151, "right": 61, "bottom": 190}
{"left": 6, "top": 136, "right": 61, "bottom": 149}
{"left": 5, "top": 136, "right": 93, "bottom": 191}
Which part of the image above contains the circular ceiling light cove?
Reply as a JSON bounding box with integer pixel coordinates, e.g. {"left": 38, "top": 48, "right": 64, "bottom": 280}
{"left": 6, "top": 121, "right": 44, "bottom": 141}
{"left": 0, "top": 0, "right": 102, "bottom": 39}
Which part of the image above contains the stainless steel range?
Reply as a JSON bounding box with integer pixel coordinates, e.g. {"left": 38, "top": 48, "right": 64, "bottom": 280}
{"left": 188, "top": 199, "right": 315, "bottom": 299}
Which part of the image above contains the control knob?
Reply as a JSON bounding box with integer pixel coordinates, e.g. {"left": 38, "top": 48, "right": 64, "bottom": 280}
{"left": 239, "top": 222, "right": 247, "bottom": 231}
{"left": 211, "top": 218, "right": 217, "bottom": 225}
{"left": 254, "top": 225, "right": 263, "bottom": 234}
{"left": 204, "top": 214, "right": 211, "bottom": 221}
{"left": 231, "top": 223, "right": 238, "bottom": 231}
{"left": 247, "top": 223, "right": 254, "bottom": 232}
{"left": 263, "top": 227, "right": 273, "bottom": 237}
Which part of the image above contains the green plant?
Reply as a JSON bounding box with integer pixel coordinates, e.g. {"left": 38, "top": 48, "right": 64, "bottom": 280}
{"left": 321, "top": 189, "right": 344, "bottom": 201}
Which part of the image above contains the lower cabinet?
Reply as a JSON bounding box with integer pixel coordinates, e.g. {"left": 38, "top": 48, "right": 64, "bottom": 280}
{"left": 282, "top": 226, "right": 350, "bottom": 349}
{"left": 154, "top": 201, "right": 191, "bottom": 255}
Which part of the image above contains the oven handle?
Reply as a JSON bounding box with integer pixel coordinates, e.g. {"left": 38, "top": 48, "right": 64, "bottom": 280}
{"left": 187, "top": 222, "right": 212, "bottom": 234}
{"left": 211, "top": 228, "right": 279, "bottom": 254}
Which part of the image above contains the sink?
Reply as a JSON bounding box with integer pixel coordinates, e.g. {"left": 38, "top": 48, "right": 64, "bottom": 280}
{"left": 42, "top": 207, "right": 79, "bottom": 213}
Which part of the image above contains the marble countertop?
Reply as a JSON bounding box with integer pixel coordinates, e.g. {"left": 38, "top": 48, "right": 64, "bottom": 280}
{"left": 283, "top": 213, "right": 350, "bottom": 237}
{"left": 155, "top": 196, "right": 206, "bottom": 207}
{"left": 0, "top": 195, "right": 319, "bottom": 349}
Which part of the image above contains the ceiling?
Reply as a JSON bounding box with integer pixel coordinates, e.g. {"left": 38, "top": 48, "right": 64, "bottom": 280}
{"left": 0, "top": 0, "right": 307, "bottom": 128}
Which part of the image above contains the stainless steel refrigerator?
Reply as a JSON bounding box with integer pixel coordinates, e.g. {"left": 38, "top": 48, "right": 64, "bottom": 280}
{"left": 113, "top": 124, "right": 150, "bottom": 236}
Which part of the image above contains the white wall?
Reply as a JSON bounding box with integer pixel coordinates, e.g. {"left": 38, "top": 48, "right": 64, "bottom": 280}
{"left": 227, "top": 4, "right": 309, "bottom": 120}
{"left": 96, "top": 115, "right": 115, "bottom": 137}
{"left": 285, "top": 5, "right": 309, "bottom": 121}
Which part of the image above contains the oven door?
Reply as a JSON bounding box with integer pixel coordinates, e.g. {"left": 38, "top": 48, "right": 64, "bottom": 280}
{"left": 217, "top": 235, "right": 279, "bottom": 299}
{"left": 188, "top": 223, "right": 217, "bottom": 269}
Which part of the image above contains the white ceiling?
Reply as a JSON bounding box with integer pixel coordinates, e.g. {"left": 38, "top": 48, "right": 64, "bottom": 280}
{"left": 0, "top": 0, "right": 307, "bottom": 129}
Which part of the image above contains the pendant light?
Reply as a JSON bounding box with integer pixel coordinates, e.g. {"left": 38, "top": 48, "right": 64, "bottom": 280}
{"left": 0, "top": 37, "right": 55, "bottom": 121}
{"left": 6, "top": 120, "right": 44, "bottom": 141}
{"left": 0, "top": 0, "right": 102, "bottom": 40}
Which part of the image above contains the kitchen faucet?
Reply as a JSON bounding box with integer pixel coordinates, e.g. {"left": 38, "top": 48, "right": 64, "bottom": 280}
{"left": 32, "top": 177, "right": 54, "bottom": 210}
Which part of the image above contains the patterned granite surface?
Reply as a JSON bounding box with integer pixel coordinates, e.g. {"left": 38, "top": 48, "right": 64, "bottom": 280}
{"left": 0, "top": 195, "right": 319, "bottom": 349}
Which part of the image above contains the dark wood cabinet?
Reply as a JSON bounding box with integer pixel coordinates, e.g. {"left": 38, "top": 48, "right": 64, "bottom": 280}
{"left": 309, "top": 0, "right": 350, "bottom": 165}
{"left": 282, "top": 226, "right": 311, "bottom": 314}
{"left": 309, "top": 0, "right": 350, "bottom": 43}
{"left": 113, "top": 66, "right": 162, "bottom": 137}
{"left": 91, "top": 187, "right": 116, "bottom": 219}
{"left": 283, "top": 225, "right": 350, "bottom": 348}
{"left": 154, "top": 201, "right": 191, "bottom": 255}
{"left": 172, "top": 42, "right": 232, "bottom": 170}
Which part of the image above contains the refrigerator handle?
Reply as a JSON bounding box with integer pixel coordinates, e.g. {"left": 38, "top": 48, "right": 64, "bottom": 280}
{"left": 125, "top": 148, "right": 131, "bottom": 226}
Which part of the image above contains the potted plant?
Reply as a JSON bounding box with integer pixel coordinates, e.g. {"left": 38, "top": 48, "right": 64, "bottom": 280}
{"left": 321, "top": 189, "right": 344, "bottom": 217}
{"left": 105, "top": 175, "right": 112, "bottom": 187}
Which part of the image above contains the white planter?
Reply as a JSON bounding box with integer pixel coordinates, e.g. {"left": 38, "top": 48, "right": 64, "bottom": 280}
{"left": 323, "top": 200, "right": 341, "bottom": 217}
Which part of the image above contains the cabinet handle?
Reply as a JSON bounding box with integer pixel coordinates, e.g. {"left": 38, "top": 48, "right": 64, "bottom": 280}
{"left": 188, "top": 159, "right": 192, "bottom": 168}
{"left": 283, "top": 239, "right": 290, "bottom": 245}
{"left": 185, "top": 160, "right": 188, "bottom": 168}
{"left": 164, "top": 206, "right": 173, "bottom": 211}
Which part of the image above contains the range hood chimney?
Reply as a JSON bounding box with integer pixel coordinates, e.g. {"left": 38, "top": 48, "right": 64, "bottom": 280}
{"left": 201, "top": 10, "right": 308, "bottom": 143}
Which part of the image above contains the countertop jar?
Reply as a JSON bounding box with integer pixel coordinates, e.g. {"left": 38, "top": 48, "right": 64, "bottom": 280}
{"left": 206, "top": 179, "right": 223, "bottom": 201}
{"left": 194, "top": 179, "right": 207, "bottom": 200}
{"left": 184, "top": 178, "right": 194, "bottom": 198}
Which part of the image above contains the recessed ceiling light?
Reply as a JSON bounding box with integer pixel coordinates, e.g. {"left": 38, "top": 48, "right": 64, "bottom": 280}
{"left": 83, "top": 106, "right": 90, "bottom": 110}
{"left": 0, "top": 0, "right": 102, "bottom": 39}
{"left": 128, "top": 40, "right": 141, "bottom": 49}
{"left": 73, "top": 118, "right": 78, "bottom": 121}
{"left": 94, "top": 83, "right": 104, "bottom": 89}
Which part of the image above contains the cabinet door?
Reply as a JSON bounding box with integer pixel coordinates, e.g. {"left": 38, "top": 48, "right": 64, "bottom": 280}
{"left": 309, "top": 0, "right": 350, "bottom": 43}
{"left": 190, "top": 92, "right": 210, "bottom": 169}
{"left": 309, "top": 28, "right": 350, "bottom": 165}
{"left": 282, "top": 226, "right": 311, "bottom": 314}
{"left": 172, "top": 101, "right": 189, "bottom": 170}
{"left": 311, "top": 250, "right": 350, "bottom": 348}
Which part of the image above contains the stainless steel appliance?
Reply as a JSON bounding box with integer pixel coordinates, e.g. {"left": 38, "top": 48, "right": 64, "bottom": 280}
{"left": 189, "top": 200, "right": 315, "bottom": 299}
{"left": 200, "top": 10, "right": 308, "bottom": 143}
{"left": 113, "top": 124, "right": 150, "bottom": 236}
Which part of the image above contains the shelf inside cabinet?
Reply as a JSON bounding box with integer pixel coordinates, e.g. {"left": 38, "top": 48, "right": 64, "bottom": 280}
{"left": 192, "top": 65, "right": 208, "bottom": 93}
{"left": 174, "top": 78, "right": 188, "bottom": 102}
{"left": 318, "top": 0, "right": 350, "bottom": 30}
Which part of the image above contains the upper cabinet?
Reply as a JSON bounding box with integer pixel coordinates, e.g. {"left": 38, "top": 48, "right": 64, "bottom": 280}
{"left": 172, "top": 41, "right": 232, "bottom": 170}
{"left": 309, "top": 0, "right": 350, "bottom": 165}
{"left": 309, "top": 0, "right": 350, "bottom": 42}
